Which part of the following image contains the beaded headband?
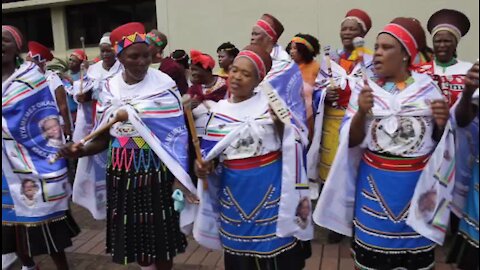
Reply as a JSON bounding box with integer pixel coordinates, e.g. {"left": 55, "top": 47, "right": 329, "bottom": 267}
{"left": 291, "top": 37, "right": 315, "bottom": 53}
{"left": 235, "top": 50, "right": 267, "bottom": 80}
{"left": 114, "top": 32, "right": 149, "bottom": 55}
{"left": 146, "top": 32, "right": 164, "bottom": 48}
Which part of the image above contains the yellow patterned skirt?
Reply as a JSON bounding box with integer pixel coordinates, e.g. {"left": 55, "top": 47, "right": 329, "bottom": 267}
{"left": 319, "top": 106, "right": 346, "bottom": 182}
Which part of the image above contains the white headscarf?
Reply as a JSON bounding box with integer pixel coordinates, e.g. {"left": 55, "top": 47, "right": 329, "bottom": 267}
{"left": 99, "top": 32, "right": 111, "bottom": 46}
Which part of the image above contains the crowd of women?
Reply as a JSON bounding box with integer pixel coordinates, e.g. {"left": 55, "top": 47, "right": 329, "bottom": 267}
{"left": 2, "top": 6, "right": 478, "bottom": 270}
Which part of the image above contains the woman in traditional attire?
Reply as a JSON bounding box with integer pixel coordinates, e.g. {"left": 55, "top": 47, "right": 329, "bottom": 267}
{"left": 307, "top": 8, "right": 374, "bottom": 242}
{"left": 186, "top": 49, "right": 228, "bottom": 196}
{"left": 187, "top": 49, "right": 228, "bottom": 106}
{"left": 447, "top": 61, "right": 479, "bottom": 270}
{"left": 171, "top": 49, "right": 192, "bottom": 87}
{"left": 27, "top": 41, "right": 73, "bottom": 141}
{"left": 216, "top": 42, "right": 239, "bottom": 79}
{"left": 250, "top": 13, "right": 307, "bottom": 128}
{"left": 314, "top": 17, "right": 455, "bottom": 269}
{"left": 286, "top": 33, "right": 321, "bottom": 138}
{"left": 71, "top": 45, "right": 105, "bottom": 144}
{"left": 80, "top": 32, "right": 124, "bottom": 141}
{"left": 59, "top": 22, "right": 196, "bottom": 270}
{"left": 64, "top": 49, "right": 88, "bottom": 124}
{"left": 2, "top": 25, "right": 79, "bottom": 270}
{"left": 147, "top": 30, "right": 189, "bottom": 95}
{"left": 416, "top": 9, "right": 474, "bottom": 240}
{"left": 187, "top": 49, "right": 229, "bottom": 141}
{"left": 87, "top": 32, "right": 123, "bottom": 101}
{"left": 327, "top": 9, "right": 374, "bottom": 75}
{"left": 416, "top": 9, "right": 472, "bottom": 107}
{"left": 194, "top": 45, "right": 312, "bottom": 270}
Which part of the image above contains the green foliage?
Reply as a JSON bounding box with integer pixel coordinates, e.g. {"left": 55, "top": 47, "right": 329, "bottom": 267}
{"left": 47, "top": 57, "right": 69, "bottom": 73}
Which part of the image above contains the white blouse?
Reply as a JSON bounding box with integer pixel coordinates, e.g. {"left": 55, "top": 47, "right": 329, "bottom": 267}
{"left": 106, "top": 68, "right": 177, "bottom": 138}
{"left": 208, "top": 92, "right": 281, "bottom": 161}
{"left": 348, "top": 73, "right": 444, "bottom": 157}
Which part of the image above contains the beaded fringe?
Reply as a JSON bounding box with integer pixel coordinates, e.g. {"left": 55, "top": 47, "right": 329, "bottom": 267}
{"left": 106, "top": 143, "right": 186, "bottom": 265}
{"left": 354, "top": 237, "right": 436, "bottom": 255}
{"left": 2, "top": 215, "right": 68, "bottom": 227}
{"left": 458, "top": 231, "right": 480, "bottom": 249}
{"left": 223, "top": 240, "right": 298, "bottom": 259}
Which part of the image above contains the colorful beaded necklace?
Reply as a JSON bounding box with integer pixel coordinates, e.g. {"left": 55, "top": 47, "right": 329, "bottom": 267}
{"left": 377, "top": 76, "right": 415, "bottom": 94}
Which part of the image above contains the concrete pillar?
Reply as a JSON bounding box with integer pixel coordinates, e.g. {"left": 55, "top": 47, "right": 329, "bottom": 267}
{"left": 155, "top": 0, "right": 171, "bottom": 54}
{"left": 50, "top": 6, "right": 68, "bottom": 58}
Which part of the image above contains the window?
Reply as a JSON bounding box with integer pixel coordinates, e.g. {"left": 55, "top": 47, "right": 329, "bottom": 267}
{"left": 2, "top": 8, "right": 54, "bottom": 51}
{"left": 65, "top": 0, "right": 157, "bottom": 49}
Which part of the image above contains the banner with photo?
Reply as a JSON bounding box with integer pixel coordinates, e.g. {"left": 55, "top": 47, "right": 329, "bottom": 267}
{"left": 74, "top": 76, "right": 196, "bottom": 232}
{"left": 266, "top": 45, "right": 307, "bottom": 130}
{"left": 2, "top": 62, "right": 69, "bottom": 219}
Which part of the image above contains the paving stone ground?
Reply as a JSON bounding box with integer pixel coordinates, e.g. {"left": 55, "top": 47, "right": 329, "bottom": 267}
{"left": 7, "top": 204, "right": 456, "bottom": 270}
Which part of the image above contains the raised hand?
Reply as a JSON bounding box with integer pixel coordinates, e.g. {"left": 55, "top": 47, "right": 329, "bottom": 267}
{"left": 325, "top": 85, "right": 340, "bottom": 103}
{"left": 431, "top": 99, "right": 449, "bottom": 129}
{"left": 268, "top": 105, "right": 285, "bottom": 137}
{"left": 194, "top": 159, "right": 214, "bottom": 179}
{"left": 58, "top": 142, "right": 85, "bottom": 159}
{"left": 190, "top": 97, "right": 202, "bottom": 110}
{"left": 464, "top": 60, "right": 479, "bottom": 98}
{"left": 357, "top": 84, "right": 374, "bottom": 115}
{"left": 80, "top": 61, "right": 89, "bottom": 71}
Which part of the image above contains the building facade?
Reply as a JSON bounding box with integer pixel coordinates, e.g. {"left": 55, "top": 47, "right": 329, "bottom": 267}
{"left": 3, "top": 0, "right": 479, "bottom": 64}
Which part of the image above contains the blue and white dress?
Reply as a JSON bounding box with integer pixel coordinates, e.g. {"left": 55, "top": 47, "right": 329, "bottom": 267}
{"left": 2, "top": 62, "right": 79, "bottom": 256}
{"left": 448, "top": 106, "right": 479, "bottom": 270}
{"left": 314, "top": 72, "right": 456, "bottom": 270}
{"left": 195, "top": 89, "right": 313, "bottom": 269}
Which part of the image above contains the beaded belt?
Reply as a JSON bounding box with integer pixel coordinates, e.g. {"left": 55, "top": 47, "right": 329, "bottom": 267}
{"left": 363, "top": 151, "right": 429, "bottom": 172}
{"left": 223, "top": 151, "right": 281, "bottom": 170}
{"left": 109, "top": 137, "right": 163, "bottom": 171}
{"left": 111, "top": 136, "right": 150, "bottom": 150}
